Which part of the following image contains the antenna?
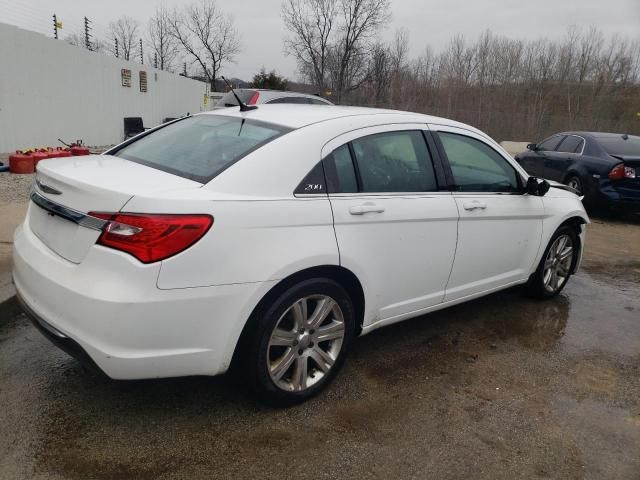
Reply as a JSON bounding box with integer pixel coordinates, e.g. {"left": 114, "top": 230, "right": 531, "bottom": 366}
{"left": 221, "top": 76, "right": 257, "bottom": 112}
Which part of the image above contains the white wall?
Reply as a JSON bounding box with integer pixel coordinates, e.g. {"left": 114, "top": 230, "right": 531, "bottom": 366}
{"left": 0, "top": 23, "right": 208, "bottom": 152}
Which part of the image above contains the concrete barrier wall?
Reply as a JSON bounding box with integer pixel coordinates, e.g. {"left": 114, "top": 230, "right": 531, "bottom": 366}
{"left": 0, "top": 23, "right": 208, "bottom": 152}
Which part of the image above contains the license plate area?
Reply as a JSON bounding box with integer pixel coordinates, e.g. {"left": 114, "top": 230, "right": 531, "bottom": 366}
{"left": 29, "top": 202, "right": 101, "bottom": 263}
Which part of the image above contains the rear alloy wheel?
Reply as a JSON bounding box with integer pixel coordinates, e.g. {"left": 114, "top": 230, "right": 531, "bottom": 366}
{"left": 267, "top": 295, "right": 345, "bottom": 392}
{"left": 565, "top": 175, "right": 583, "bottom": 196}
{"left": 526, "top": 226, "right": 578, "bottom": 299}
{"left": 243, "top": 278, "right": 355, "bottom": 406}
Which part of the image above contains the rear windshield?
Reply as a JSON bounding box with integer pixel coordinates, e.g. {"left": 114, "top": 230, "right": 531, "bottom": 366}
{"left": 216, "top": 90, "right": 256, "bottom": 107}
{"left": 115, "top": 115, "right": 289, "bottom": 183}
{"left": 597, "top": 136, "right": 640, "bottom": 157}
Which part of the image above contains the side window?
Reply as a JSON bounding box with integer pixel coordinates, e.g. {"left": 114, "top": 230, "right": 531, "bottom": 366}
{"left": 538, "top": 135, "right": 564, "bottom": 151}
{"left": 308, "top": 98, "right": 329, "bottom": 105}
{"left": 557, "top": 136, "right": 584, "bottom": 154}
{"left": 438, "top": 132, "right": 520, "bottom": 193}
{"left": 351, "top": 131, "right": 437, "bottom": 192}
{"left": 325, "top": 144, "right": 358, "bottom": 193}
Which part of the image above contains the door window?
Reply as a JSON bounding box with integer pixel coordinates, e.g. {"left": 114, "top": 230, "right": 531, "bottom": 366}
{"left": 351, "top": 131, "right": 437, "bottom": 192}
{"left": 266, "top": 97, "right": 308, "bottom": 104}
{"left": 438, "top": 132, "right": 520, "bottom": 193}
{"left": 557, "top": 136, "right": 584, "bottom": 154}
{"left": 537, "top": 135, "right": 564, "bottom": 151}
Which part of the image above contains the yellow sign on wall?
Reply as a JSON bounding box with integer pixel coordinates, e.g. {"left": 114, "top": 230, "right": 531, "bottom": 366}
{"left": 203, "top": 94, "right": 208, "bottom": 106}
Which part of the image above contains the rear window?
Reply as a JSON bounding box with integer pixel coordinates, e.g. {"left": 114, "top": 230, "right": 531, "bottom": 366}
{"left": 115, "top": 115, "right": 289, "bottom": 183}
{"left": 216, "top": 90, "right": 257, "bottom": 107}
{"left": 597, "top": 136, "right": 640, "bottom": 157}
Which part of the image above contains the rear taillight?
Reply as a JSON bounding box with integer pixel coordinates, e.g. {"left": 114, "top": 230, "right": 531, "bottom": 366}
{"left": 89, "top": 213, "right": 213, "bottom": 263}
{"left": 608, "top": 163, "right": 636, "bottom": 180}
{"left": 248, "top": 91, "right": 260, "bottom": 105}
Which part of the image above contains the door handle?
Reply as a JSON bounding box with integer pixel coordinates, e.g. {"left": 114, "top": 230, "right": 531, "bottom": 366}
{"left": 463, "top": 201, "right": 487, "bottom": 211}
{"left": 349, "top": 204, "right": 385, "bottom": 215}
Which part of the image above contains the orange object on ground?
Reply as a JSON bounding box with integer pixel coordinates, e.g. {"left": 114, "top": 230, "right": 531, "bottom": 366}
{"left": 70, "top": 144, "right": 90, "bottom": 156}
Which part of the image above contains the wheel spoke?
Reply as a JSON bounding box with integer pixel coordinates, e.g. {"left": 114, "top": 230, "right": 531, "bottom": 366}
{"left": 559, "top": 246, "right": 573, "bottom": 262}
{"left": 291, "top": 357, "right": 308, "bottom": 391}
{"left": 315, "top": 321, "right": 344, "bottom": 343}
{"left": 291, "top": 298, "right": 308, "bottom": 330}
{"left": 270, "top": 348, "right": 296, "bottom": 381}
{"left": 307, "top": 297, "right": 336, "bottom": 328}
{"left": 555, "top": 236, "right": 567, "bottom": 255}
{"left": 544, "top": 257, "right": 554, "bottom": 270}
{"left": 309, "top": 346, "right": 335, "bottom": 373}
{"left": 557, "top": 263, "right": 569, "bottom": 276}
{"left": 270, "top": 328, "right": 297, "bottom": 347}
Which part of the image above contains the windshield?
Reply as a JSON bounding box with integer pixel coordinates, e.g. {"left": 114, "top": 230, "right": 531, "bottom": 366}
{"left": 216, "top": 90, "right": 257, "bottom": 107}
{"left": 115, "top": 115, "right": 290, "bottom": 183}
{"left": 597, "top": 136, "right": 640, "bottom": 157}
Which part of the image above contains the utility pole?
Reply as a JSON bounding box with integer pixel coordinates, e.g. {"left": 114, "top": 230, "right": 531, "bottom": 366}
{"left": 154, "top": 53, "right": 158, "bottom": 69}
{"left": 139, "top": 39, "right": 143, "bottom": 64}
{"left": 183, "top": 63, "right": 187, "bottom": 76}
{"left": 52, "top": 14, "right": 58, "bottom": 39}
{"left": 114, "top": 38, "right": 119, "bottom": 58}
{"left": 83, "top": 16, "right": 92, "bottom": 50}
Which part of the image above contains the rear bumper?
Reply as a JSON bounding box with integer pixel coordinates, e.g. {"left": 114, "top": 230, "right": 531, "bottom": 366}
{"left": 13, "top": 221, "right": 276, "bottom": 380}
{"left": 596, "top": 181, "right": 640, "bottom": 212}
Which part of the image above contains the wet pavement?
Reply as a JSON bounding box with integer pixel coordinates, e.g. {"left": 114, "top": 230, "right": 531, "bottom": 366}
{"left": 1, "top": 219, "right": 639, "bottom": 479}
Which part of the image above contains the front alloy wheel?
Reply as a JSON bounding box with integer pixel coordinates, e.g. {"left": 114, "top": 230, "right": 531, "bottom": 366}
{"left": 542, "top": 234, "right": 574, "bottom": 293}
{"left": 526, "top": 226, "right": 579, "bottom": 299}
{"left": 267, "top": 295, "right": 345, "bottom": 392}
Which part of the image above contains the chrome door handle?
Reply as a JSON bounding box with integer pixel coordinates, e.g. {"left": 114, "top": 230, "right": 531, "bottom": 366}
{"left": 463, "top": 201, "right": 487, "bottom": 211}
{"left": 349, "top": 204, "right": 385, "bottom": 215}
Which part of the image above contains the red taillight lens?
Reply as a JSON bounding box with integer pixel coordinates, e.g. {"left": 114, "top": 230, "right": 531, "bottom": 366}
{"left": 89, "top": 213, "right": 213, "bottom": 263}
{"left": 608, "top": 163, "right": 636, "bottom": 180}
{"left": 248, "top": 91, "right": 260, "bottom": 105}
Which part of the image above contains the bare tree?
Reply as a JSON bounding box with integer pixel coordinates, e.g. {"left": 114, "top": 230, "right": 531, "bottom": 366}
{"left": 169, "top": 0, "right": 241, "bottom": 90}
{"left": 148, "top": 5, "right": 179, "bottom": 70}
{"left": 282, "top": 0, "right": 390, "bottom": 101}
{"left": 109, "top": 16, "right": 140, "bottom": 61}
{"left": 282, "top": 0, "right": 337, "bottom": 91}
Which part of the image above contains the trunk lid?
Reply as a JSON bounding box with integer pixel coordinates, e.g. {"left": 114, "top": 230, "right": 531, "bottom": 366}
{"left": 30, "top": 155, "right": 201, "bottom": 263}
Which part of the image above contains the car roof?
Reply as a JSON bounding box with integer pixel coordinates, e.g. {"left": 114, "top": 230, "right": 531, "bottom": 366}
{"left": 557, "top": 131, "right": 639, "bottom": 140}
{"left": 201, "top": 104, "right": 472, "bottom": 131}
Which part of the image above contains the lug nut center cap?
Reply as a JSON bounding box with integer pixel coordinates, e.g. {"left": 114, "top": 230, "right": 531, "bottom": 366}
{"left": 297, "top": 333, "right": 311, "bottom": 350}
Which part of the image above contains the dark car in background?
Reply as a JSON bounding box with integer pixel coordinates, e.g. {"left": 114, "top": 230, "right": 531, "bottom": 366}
{"left": 516, "top": 132, "right": 640, "bottom": 212}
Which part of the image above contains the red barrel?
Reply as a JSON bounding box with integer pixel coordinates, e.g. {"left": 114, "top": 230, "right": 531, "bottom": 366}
{"left": 9, "top": 151, "right": 35, "bottom": 174}
{"left": 46, "top": 147, "right": 71, "bottom": 158}
{"left": 31, "top": 150, "right": 49, "bottom": 167}
{"left": 70, "top": 145, "right": 90, "bottom": 156}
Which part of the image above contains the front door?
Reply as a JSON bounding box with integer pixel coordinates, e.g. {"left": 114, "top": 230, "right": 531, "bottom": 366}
{"left": 431, "top": 125, "right": 545, "bottom": 302}
{"left": 322, "top": 125, "right": 459, "bottom": 324}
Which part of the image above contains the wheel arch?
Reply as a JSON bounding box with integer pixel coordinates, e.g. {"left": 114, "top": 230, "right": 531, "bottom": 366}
{"left": 556, "top": 216, "right": 587, "bottom": 273}
{"left": 229, "top": 265, "right": 365, "bottom": 371}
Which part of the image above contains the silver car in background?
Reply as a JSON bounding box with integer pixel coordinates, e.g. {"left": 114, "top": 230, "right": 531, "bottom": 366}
{"left": 214, "top": 89, "right": 333, "bottom": 109}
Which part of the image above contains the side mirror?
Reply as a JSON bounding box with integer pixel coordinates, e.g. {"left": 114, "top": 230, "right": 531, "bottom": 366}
{"left": 526, "top": 143, "right": 538, "bottom": 151}
{"left": 526, "top": 177, "right": 550, "bottom": 196}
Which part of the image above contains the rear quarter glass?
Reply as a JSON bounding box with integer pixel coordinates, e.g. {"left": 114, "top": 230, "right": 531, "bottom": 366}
{"left": 114, "top": 115, "right": 291, "bottom": 183}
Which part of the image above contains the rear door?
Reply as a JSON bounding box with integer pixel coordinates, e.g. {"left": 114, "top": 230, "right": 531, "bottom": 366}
{"left": 323, "top": 125, "right": 458, "bottom": 323}
{"left": 431, "top": 125, "right": 544, "bottom": 301}
{"left": 547, "top": 135, "right": 585, "bottom": 181}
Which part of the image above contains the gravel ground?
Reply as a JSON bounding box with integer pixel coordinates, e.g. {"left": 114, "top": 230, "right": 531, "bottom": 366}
{"left": 0, "top": 218, "right": 639, "bottom": 479}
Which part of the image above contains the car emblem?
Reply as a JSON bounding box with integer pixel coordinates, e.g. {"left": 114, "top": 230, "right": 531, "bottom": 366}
{"left": 36, "top": 179, "right": 62, "bottom": 195}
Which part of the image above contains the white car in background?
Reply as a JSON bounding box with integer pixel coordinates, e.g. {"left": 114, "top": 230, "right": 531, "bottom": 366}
{"left": 13, "top": 105, "right": 588, "bottom": 405}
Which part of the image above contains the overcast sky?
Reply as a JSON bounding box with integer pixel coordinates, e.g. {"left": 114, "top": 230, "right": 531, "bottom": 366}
{"left": 2, "top": 0, "right": 639, "bottom": 80}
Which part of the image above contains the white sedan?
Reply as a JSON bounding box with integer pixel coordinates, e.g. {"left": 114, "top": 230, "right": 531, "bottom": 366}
{"left": 13, "top": 105, "right": 588, "bottom": 405}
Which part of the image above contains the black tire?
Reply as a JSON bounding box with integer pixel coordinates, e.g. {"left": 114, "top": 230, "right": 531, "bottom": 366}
{"left": 525, "top": 225, "right": 579, "bottom": 299}
{"left": 565, "top": 175, "right": 583, "bottom": 196}
{"left": 239, "top": 278, "right": 356, "bottom": 406}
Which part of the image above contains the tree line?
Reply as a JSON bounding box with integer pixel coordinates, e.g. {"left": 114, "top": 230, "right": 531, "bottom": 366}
{"left": 66, "top": 0, "right": 640, "bottom": 140}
